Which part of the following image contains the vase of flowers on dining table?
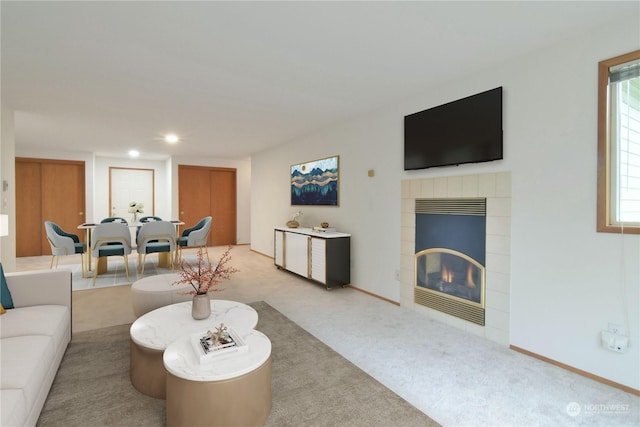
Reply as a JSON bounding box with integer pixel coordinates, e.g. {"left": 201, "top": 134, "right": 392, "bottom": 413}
{"left": 173, "top": 246, "right": 239, "bottom": 320}
{"left": 128, "top": 201, "right": 144, "bottom": 223}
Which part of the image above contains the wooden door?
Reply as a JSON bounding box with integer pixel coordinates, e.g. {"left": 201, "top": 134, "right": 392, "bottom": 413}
{"left": 210, "top": 169, "right": 236, "bottom": 246}
{"left": 178, "top": 166, "right": 212, "bottom": 243}
{"left": 15, "top": 161, "right": 42, "bottom": 256}
{"left": 178, "top": 165, "right": 236, "bottom": 247}
{"left": 41, "top": 163, "right": 86, "bottom": 253}
{"left": 15, "top": 158, "right": 86, "bottom": 257}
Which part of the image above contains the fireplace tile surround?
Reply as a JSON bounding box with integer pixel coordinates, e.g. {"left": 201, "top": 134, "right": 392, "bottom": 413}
{"left": 401, "top": 172, "right": 511, "bottom": 346}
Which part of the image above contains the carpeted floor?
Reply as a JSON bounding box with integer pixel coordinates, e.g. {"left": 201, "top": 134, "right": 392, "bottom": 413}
{"left": 37, "top": 301, "right": 440, "bottom": 427}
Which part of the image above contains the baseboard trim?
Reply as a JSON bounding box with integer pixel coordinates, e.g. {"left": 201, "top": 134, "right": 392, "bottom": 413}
{"left": 347, "top": 284, "right": 400, "bottom": 306}
{"left": 510, "top": 345, "right": 639, "bottom": 396}
{"left": 250, "top": 248, "right": 272, "bottom": 259}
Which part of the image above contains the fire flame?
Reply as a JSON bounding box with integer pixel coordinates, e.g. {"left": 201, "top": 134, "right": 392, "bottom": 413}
{"left": 441, "top": 264, "right": 453, "bottom": 283}
{"left": 441, "top": 262, "right": 476, "bottom": 288}
{"left": 466, "top": 264, "right": 476, "bottom": 288}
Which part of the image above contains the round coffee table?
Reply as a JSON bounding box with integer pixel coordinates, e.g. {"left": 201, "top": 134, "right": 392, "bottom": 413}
{"left": 130, "top": 273, "right": 193, "bottom": 317}
{"left": 129, "top": 300, "right": 258, "bottom": 399}
{"left": 164, "top": 330, "right": 272, "bottom": 427}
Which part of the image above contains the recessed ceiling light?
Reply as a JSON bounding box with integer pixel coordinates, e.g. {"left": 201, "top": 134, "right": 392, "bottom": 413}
{"left": 129, "top": 150, "right": 140, "bottom": 158}
{"left": 165, "top": 134, "right": 179, "bottom": 144}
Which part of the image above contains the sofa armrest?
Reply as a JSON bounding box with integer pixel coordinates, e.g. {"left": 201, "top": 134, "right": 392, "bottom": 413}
{"left": 5, "top": 269, "right": 72, "bottom": 309}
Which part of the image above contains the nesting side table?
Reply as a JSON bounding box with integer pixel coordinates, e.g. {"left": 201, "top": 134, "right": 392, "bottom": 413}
{"left": 129, "top": 300, "right": 258, "bottom": 399}
{"left": 163, "top": 330, "right": 272, "bottom": 427}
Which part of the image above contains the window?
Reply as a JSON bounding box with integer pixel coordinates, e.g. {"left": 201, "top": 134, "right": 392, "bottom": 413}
{"left": 598, "top": 50, "right": 640, "bottom": 234}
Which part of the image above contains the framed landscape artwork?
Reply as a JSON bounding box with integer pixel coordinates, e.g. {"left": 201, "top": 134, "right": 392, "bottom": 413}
{"left": 291, "top": 156, "right": 339, "bottom": 206}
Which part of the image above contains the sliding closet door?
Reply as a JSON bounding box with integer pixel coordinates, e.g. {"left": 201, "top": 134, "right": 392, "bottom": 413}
{"left": 178, "top": 165, "right": 236, "bottom": 247}
{"left": 178, "top": 166, "right": 211, "bottom": 244}
{"left": 209, "top": 169, "right": 236, "bottom": 246}
{"left": 15, "top": 161, "right": 42, "bottom": 256}
{"left": 16, "top": 158, "right": 86, "bottom": 256}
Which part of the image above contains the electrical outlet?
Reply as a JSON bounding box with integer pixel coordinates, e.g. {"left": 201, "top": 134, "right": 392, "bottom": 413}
{"left": 601, "top": 331, "right": 629, "bottom": 353}
{"left": 608, "top": 323, "right": 626, "bottom": 335}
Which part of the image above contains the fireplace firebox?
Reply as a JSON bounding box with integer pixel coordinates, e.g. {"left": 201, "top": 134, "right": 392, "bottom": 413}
{"left": 414, "top": 198, "right": 486, "bottom": 325}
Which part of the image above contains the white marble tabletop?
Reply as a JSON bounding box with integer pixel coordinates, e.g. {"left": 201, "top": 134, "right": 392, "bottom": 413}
{"left": 163, "top": 329, "right": 271, "bottom": 382}
{"left": 130, "top": 300, "right": 258, "bottom": 351}
{"left": 274, "top": 226, "right": 350, "bottom": 238}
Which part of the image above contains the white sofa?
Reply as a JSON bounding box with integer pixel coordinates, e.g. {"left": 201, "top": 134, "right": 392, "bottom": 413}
{"left": 0, "top": 269, "right": 72, "bottom": 427}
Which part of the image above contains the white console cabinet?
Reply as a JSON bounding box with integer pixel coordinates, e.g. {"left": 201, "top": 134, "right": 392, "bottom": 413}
{"left": 274, "top": 227, "right": 350, "bottom": 290}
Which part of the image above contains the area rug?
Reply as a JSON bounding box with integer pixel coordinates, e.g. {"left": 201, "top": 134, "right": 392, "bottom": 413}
{"left": 64, "top": 253, "right": 200, "bottom": 291}
{"left": 37, "top": 301, "right": 440, "bottom": 427}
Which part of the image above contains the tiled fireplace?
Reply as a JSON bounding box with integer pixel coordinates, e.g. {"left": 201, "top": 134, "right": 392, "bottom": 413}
{"left": 401, "top": 172, "right": 511, "bottom": 346}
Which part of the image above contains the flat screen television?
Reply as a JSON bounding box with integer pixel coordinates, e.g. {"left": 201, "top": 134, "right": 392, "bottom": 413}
{"left": 404, "top": 87, "right": 503, "bottom": 171}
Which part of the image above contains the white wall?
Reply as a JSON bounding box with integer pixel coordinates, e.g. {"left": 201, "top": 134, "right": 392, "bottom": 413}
{"left": 251, "top": 18, "right": 640, "bottom": 390}
{"left": 0, "top": 103, "right": 17, "bottom": 271}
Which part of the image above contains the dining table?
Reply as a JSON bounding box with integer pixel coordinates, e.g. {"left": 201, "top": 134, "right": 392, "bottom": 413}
{"left": 78, "top": 220, "right": 184, "bottom": 277}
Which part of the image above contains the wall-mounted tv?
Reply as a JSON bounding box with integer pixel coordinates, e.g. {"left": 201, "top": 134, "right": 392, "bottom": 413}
{"left": 404, "top": 87, "right": 503, "bottom": 171}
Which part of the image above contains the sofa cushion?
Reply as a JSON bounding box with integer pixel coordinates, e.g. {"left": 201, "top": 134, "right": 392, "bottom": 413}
{"left": 1, "top": 335, "right": 55, "bottom": 411}
{"left": 0, "top": 263, "right": 14, "bottom": 309}
{"left": 0, "top": 305, "right": 69, "bottom": 341}
{"left": 0, "top": 388, "right": 28, "bottom": 427}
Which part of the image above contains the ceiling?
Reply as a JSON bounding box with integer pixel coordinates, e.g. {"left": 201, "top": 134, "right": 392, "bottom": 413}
{"left": 2, "top": 1, "right": 636, "bottom": 160}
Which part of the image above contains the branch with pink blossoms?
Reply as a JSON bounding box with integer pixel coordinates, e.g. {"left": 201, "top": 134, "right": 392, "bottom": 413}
{"left": 173, "top": 246, "right": 239, "bottom": 295}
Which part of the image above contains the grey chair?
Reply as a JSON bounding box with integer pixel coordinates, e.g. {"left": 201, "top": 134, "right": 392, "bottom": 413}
{"left": 91, "top": 222, "right": 132, "bottom": 285}
{"left": 177, "top": 216, "right": 212, "bottom": 263}
{"left": 44, "top": 221, "right": 86, "bottom": 276}
{"left": 136, "top": 216, "right": 163, "bottom": 238}
{"left": 136, "top": 221, "right": 176, "bottom": 274}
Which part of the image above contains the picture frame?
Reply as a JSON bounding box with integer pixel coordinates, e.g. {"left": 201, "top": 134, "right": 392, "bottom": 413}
{"left": 291, "top": 155, "right": 339, "bottom": 206}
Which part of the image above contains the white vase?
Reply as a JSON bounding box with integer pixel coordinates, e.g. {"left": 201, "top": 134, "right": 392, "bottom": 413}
{"left": 191, "top": 293, "right": 211, "bottom": 320}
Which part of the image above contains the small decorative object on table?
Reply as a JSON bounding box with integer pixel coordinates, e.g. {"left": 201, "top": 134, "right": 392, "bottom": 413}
{"left": 286, "top": 210, "right": 303, "bottom": 228}
{"left": 128, "top": 201, "right": 144, "bottom": 223}
{"left": 190, "top": 322, "right": 248, "bottom": 363}
{"left": 173, "top": 246, "right": 240, "bottom": 320}
{"left": 313, "top": 224, "right": 337, "bottom": 232}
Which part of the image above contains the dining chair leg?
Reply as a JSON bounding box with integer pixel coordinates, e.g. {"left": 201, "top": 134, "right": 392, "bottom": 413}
{"left": 50, "top": 255, "right": 56, "bottom": 269}
{"left": 92, "top": 257, "right": 99, "bottom": 286}
{"left": 123, "top": 255, "right": 130, "bottom": 281}
{"left": 140, "top": 254, "right": 146, "bottom": 275}
{"left": 80, "top": 253, "right": 87, "bottom": 278}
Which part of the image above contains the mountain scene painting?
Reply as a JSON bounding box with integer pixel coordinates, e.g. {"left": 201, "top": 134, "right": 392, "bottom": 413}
{"left": 291, "top": 156, "right": 339, "bottom": 206}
